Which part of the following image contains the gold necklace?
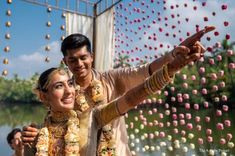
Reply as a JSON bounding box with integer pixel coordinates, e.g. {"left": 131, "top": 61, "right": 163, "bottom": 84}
{"left": 36, "top": 110, "right": 80, "bottom": 156}
{"left": 75, "top": 79, "right": 105, "bottom": 112}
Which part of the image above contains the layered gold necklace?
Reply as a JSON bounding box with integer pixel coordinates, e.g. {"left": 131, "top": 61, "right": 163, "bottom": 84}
{"left": 36, "top": 110, "right": 80, "bottom": 156}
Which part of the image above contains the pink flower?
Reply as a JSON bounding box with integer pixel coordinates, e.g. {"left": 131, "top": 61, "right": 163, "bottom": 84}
{"left": 180, "top": 120, "right": 185, "bottom": 125}
{"left": 219, "top": 81, "right": 226, "bottom": 88}
{"left": 229, "top": 63, "right": 235, "bottom": 69}
{"left": 166, "top": 122, "right": 171, "bottom": 127}
{"left": 222, "top": 105, "right": 229, "bottom": 112}
{"left": 227, "top": 50, "right": 234, "bottom": 56}
{"left": 186, "top": 123, "right": 193, "bottom": 130}
{"left": 148, "top": 110, "right": 153, "bottom": 115}
{"left": 152, "top": 98, "right": 157, "bottom": 103}
{"left": 185, "top": 103, "right": 190, "bottom": 110}
{"left": 191, "top": 75, "right": 196, "bottom": 81}
{"left": 182, "top": 74, "right": 187, "bottom": 80}
{"left": 172, "top": 114, "right": 178, "bottom": 120}
{"left": 201, "top": 77, "right": 206, "bottom": 84}
{"left": 149, "top": 133, "right": 154, "bottom": 139}
{"left": 146, "top": 99, "right": 152, "bottom": 104}
{"left": 199, "top": 67, "right": 205, "bottom": 73}
{"left": 198, "top": 138, "right": 204, "bottom": 144}
{"left": 216, "top": 110, "right": 223, "bottom": 116}
{"left": 205, "top": 116, "right": 211, "bottom": 123}
{"left": 215, "top": 42, "right": 222, "bottom": 48}
{"left": 224, "top": 21, "right": 229, "bottom": 27}
{"left": 195, "top": 116, "right": 201, "bottom": 123}
{"left": 204, "top": 101, "right": 209, "bottom": 108}
{"left": 194, "top": 104, "right": 199, "bottom": 110}
{"left": 227, "top": 133, "right": 233, "bottom": 141}
{"left": 178, "top": 97, "right": 183, "bottom": 103}
{"left": 210, "top": 73, "right": 217, "bottom": 80}
{"left": 159, "top": 113, "right": 164, "bottom": 119}
{"left": 171, "top": 107, "right": 177, "bottom": 113}
{"left": 181, "top": 130, "right": 186, "bottom": 136}
{"left": 157, "top": 98, "right": 163, "bottom": 104}
{"left": 221, "top": 4, "right": 228, "bottom": 10}
{"left": 222, "top": 95, "right": 227, "bottom": 101}
{"left": 224, "top": 120, "right": 231, "bottom": 127}
{"left": 192, "top": 90, "right": 198, "bottom": 95}
{"left": 159, "top": 131, "right": 165, "bottom": 138}
{"left": 173, "top": 128, "right": 179, "bottom": 134}
{"left": 212, "top": 85, "right": 218, "bottom": 92}
{"left": 183, "top": 82, "right": 188, "bottom": 89}
{"left": 179, "top": 113, "right": 185, "bottom": 119}
{"left": 206, "top": 129, "right": 212, "bottom": 135}
{"left": 148, "top": 122, "right": 153, "bottom": 127}
{"left": 207, "top": 136, "right": 213, "bottom": 143}
{"left": 130, "top": 122, "right": 134, "bottom": 129}
{"left": 218, "top": 70, "right": 224, "bottom": 77}
{"left": 158, "top": 122, "right": 164, "bottom": 128}
{"left": 165, "top": 103, "right": 169, "bottom": 109}
{"left": 220, "top": 138, "right": 226, "bottom": 145}
{"left": 186, "top": 113, "right": 192, "bottom": 120}
{"left": 202, "top": 88, "right": 208, "bottom": 95}
{"left": 216, "top": 123, "right": 224, "bottom": 130}
{"left": 209, "top": 58, "right": 215, "bottom": 65}
{"left": 173, "top": 120, "right": 178, "bottom": 127}
{"left": 177, "top": 93, "right": 182, "bottom": 98}
{"left": 183, "top": 94, "right": 189, "bottom": 100}
{"left": 197, "top": 125, "right": 202, "bottom": 131}
{"left": 153, "top": 120, "right": 158, "bottom": 126}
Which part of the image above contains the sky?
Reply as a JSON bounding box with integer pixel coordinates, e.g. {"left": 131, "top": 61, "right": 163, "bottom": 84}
{"left": 114, "top": 0, "right": 235, "bottom": 64}
{"left": 0, "top": 0, "right": 235, "bottom": 79}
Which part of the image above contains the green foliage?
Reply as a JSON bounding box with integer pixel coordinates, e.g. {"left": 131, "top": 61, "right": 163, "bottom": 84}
{"left": 113, "top": 54, "right": 131, "bottom": 68}
{"left": 0, "top": 73, "right": 39, "bottom": 103}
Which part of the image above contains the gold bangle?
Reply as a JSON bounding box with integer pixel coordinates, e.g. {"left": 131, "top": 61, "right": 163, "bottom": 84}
{"left": 163, "top": 65, "right": 174, "bottom": 82}
{"left": 144, "top": 79, "right": 152, "bottom": 95}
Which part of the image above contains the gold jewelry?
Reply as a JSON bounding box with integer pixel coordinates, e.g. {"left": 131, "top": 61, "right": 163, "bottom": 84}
{"left": 36, "top": 110, "right": 80, "bottom": 156}
{"left": 144, "top": 65, "right": 174, "bottom": 95}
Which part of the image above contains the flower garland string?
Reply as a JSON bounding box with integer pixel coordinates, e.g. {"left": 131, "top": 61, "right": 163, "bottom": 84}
{"left": 75, "top": 79, "right": 116, "bottom": 156}
{"left": 36, "top": 110, "right": 80, "bottom": 156}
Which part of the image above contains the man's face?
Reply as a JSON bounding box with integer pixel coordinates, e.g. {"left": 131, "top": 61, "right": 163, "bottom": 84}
{"left": 63, "top": 46, "right": 93, "bottom": 80}
{"left": 11, "top": 132, "right": 21, "bottom": 150}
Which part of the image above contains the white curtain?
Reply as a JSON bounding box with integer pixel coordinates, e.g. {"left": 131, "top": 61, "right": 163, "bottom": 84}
{"left": 65, "top": 13, "right": 94, "bottom": 44}
{"left": 94, "top": 7, "right": 115, "bottom": 71}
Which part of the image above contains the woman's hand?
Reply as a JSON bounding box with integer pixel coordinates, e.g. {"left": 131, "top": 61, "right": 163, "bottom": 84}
{"left": 167, "top": 26, "right": 215, "bottom": 76}
{"left": 180, "top": 26, "right": 215, "bottom": 48}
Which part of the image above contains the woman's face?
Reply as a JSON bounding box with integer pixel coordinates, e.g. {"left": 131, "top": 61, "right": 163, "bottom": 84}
{"left": 44, "top": 72, "right": 75, "bottom": 112}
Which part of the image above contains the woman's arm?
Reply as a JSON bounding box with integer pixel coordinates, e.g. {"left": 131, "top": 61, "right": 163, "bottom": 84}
{"left": 96, "top": 42, "right": 205, "bottom": 127}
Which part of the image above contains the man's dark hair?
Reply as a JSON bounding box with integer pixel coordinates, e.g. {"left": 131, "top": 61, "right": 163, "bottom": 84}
{"left": 61, "top": 33, "right": 92, "bottom": 56}
{"left": 7, "top": 128, "right": 21, "bottom": 148}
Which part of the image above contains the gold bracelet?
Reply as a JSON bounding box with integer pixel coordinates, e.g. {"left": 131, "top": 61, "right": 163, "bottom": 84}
{"left": 144, "top": 78, "right": 152, "bottom": 95}
{"left": 163, "top": 65, "right": 174, "bottom": 82}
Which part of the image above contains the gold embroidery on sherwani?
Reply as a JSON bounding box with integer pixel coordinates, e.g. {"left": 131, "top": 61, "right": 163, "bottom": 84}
{"left": 75, "top": 79, "right": 117, "bottom": 156}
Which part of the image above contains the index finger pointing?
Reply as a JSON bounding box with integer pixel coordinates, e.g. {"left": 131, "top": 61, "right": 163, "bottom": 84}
{"left": 180, "top": 26, "right": 215, "bottom": 47}
{"left": 204, "top": 26, "right": 216, "bottom": 33}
